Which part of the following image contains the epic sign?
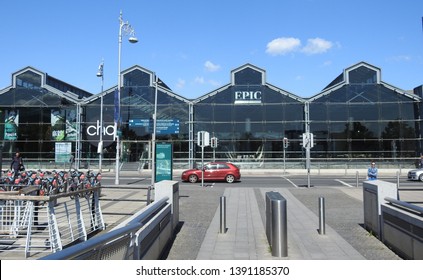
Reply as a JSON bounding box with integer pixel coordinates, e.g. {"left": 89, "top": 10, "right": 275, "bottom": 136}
{"left": 234, "top": 91, "right": 262, "bottom": 104}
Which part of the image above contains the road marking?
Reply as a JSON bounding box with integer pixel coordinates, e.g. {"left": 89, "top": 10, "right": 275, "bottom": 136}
{"left": 335, "top": 179, "right": 354, "bottom": 188}
{"left": 282, "top": 176, "right": 299, "bottom": 188}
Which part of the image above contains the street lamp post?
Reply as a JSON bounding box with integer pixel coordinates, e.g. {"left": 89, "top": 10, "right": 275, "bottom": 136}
{"left": 148, "top": 74, "right": 159, "bottom": 204}
{"left": 115, "top": 11, "right": 138, "bottom": 185}
{"left": 96, "top": 60, "right": 104, "bottom": 173}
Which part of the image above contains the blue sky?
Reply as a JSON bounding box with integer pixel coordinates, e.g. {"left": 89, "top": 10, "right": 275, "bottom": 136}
{"left": 1, "top": 0, "right": 422, "bottom": 99}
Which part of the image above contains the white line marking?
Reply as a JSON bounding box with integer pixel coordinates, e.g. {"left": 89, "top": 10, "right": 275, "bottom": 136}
{"left": 282, "top": 176, "right": 299, "bottom": 188}
{"left": 335, "top": 179, "right": 354, "bottom": 188}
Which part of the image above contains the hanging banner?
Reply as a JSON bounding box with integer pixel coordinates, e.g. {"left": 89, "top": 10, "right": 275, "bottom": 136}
{"left": 4, "top": 110, "right": 19, "bottom": 140}
{"left": 65, "top": 109, "right": 77, "bottom": 141}
{"left": 51, "top": 109, "right": 66, "bottom": 141}
{"left": 155, "top": 142, "right": 173, "bottom": 182}
{"left": 52, "top": 109, "right": 77, "bottom": 141}
{"left": 114, "top": 88, "right": 120, "bottom": 123}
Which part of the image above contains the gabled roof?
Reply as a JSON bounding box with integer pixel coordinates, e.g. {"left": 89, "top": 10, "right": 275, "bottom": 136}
{"left": 308, "top": 61, "right": 420, "bottom": 102}
{"left": 83, "top": 65, "right": 190, "bottom": 105}
{"left": 193, "top": 63, "right": 305, "bottom": 104}
{"left": 0, "top": 66, "right": 91, "bottom": 105}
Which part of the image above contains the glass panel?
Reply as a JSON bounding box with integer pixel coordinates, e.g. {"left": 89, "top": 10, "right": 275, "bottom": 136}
{"left": 328, "top": 104, "right": 348, "bottom": 122}
{"left": 233, "top": 104, "right": 263, "bottom": 122}
{"left": 16, "top": 71, "right": 42, "bottom": 89}
{"left": 123, "top": 69, "right": 151, "bottom": 87}
{"left": 309, "top": 102, "right": 327, "bottom": 121}
{"left": 234, "top": 67, "right": 263, "bottom": 85}
{"left": 348, "top": 66, "right": 377, "bottom": 84}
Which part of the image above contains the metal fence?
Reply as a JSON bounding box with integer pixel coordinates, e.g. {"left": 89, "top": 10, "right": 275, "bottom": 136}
{"left": 0, "top": 186, "right": 104, "bottom": 258}
{"left": 40, "top": 197, "right": 171, "bottom": 260}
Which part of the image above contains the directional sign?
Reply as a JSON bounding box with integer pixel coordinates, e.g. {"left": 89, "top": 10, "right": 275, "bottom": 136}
{"left": 156, "top": 119, "right": 180, "bottom": 134}
{"left": 128, "top": 119, "right": 150, "bottom": 127}
{"left": 129, "top": 119, "right": 180, "bottom": 134}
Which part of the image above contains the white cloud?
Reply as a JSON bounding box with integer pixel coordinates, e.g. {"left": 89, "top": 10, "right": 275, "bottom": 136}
{"left": 387, "top": 55, "right": 411, "bottom": 62}
{"left": 194, "top": 76, "right": 205, "bottom": 84}
{"left": 266, "top": 37, "right": 335, "bottom": 56}
{"left": 175, "top": 78, "right": 186, "bottom": 89}
{"left": 301, "top": 38, "right": 333, "bottom": 55}
{"left": 204, "top": 61, "right": 220, "bottom": 72}
{"left": 322, "top": 60, "right": 333, "bottom": 67}
{"left": 265, "top": 37, "right": 301, "bottom": 56}
{"left": 208, "top": 79, "right": 221, "bottom": 87}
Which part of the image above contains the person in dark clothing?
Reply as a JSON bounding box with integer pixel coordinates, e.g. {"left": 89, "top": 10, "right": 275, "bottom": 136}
{"left": 10, "top": 152, "right": 24, "bottom": 176}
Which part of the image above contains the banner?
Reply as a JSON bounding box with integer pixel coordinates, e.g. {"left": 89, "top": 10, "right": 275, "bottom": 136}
{"left": 114, "top": 88, "right": 120, "bottom": 123}
{"left": 51, "top": 109, "right": 77, "bottom": 141}
{"left": 4, "top": 110, "right": 19, "bottom": 140}
{"left": 51, "top": 109, "right": 66, "bottom": 140}
{"left": 65, "top": 109, "right": 77, "bottom": 140}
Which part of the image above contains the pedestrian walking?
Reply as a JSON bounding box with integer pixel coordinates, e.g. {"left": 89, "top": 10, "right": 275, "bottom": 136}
{"left": 10, "top": 152, "right": 24, "bottom": 177}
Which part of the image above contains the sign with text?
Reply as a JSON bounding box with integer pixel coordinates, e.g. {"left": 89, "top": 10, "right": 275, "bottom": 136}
{"left": 155, "top": 142, "right": 173, "bottom": 182}
{"left": 129, "top": 119, "right": 179, "bottom": 134}
{"left": 234, "top": 90, "right": 262, "bottom": 104}
{"left": 55, "top": 142, "right": 72, "bottom": 163}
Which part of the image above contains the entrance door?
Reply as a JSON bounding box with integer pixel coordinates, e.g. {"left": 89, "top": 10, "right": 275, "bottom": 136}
{"left": 121, "top": 141, "right": 149, "bottom": 165}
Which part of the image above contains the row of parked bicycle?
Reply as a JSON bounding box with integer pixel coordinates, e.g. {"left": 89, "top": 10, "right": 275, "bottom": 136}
{"left": 0, "top": 169, "right": 102, "bottom": 198}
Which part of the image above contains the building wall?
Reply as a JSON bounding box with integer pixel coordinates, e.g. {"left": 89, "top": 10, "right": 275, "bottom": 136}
{"left": 0, "top": 63, "right": 421, "bottom": 170}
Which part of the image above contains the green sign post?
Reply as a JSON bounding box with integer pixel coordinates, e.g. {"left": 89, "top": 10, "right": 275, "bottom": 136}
{"left": 155, "top": 142, "right": 173, "bottom": 182}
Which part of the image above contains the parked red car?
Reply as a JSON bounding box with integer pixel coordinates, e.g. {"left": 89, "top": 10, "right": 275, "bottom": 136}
{"left": 181, "top": 162, "right": 241, "bottom": 183}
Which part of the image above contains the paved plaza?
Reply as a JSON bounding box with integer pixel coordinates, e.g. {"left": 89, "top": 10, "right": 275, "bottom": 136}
{"left": 1, "top": 169, "right": 422, "bottom": 260}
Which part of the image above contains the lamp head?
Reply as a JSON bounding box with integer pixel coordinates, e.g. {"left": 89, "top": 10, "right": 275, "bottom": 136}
{"left": 97, "top": 62, "right": 104, "bottom": 77}
{"left": 128, "top": 36, "right": 138, "bottom": 43}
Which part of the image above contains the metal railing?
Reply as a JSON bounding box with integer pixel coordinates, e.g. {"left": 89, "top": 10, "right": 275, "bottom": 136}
{"left": 0, "top": 186, "right": 104, "bottom": 258}
{"left": 384, "top": 197, "right": 423, "bottom": 215}
{"left": 40, "top": 197, "right": 170, "bottom": 260}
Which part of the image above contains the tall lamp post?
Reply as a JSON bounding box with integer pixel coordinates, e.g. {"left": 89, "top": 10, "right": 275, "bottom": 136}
{"left": 115, "top": 11, "right": 138, "bottom": 185}
{"left": 96, "top": 60, "right": 104, "bottom": 173}
{"left": 151, "top": 75, "right": 159, "bottom": 184}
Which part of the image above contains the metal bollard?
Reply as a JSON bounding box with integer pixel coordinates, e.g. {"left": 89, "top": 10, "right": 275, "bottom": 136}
{"left": 319, "top": 197, "right": 325, "bottom": 235}
{"left": 147, "top": 185, "right": 152, "bottom": 205}
{"left": 271, "top": 196, "right": 287, "bottom": 257}
{"left": 266, "top": 192, "right": 288, "bottom": 257}
{"left": 220, "top": 196, "right": 226, "bottom": 234}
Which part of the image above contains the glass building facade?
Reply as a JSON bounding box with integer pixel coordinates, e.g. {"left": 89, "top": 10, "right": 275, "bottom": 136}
{"left": 309, "top": 63, "right": 421, "bottom": 165}
{"left": 0, "top": 62, "right": 421, "bottom": 170}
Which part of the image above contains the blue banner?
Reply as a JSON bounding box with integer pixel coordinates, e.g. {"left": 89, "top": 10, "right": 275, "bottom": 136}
{"left": 114, "top": 88, "right": 120, "bottom": 123}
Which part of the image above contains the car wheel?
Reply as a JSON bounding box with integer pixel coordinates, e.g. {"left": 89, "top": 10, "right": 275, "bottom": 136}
{"left": 225, "top": 174, "right": 235, "bottom": 183}
{"left": 188, "top": 174, "right": 198, "bottom": 183}
{"left": 419, "top": 174, "right": 423, "bottom": 182}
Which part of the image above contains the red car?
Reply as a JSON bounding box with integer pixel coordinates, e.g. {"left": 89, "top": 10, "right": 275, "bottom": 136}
{"left": 181, "top": 162, "right": 241, "bottom": 183}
